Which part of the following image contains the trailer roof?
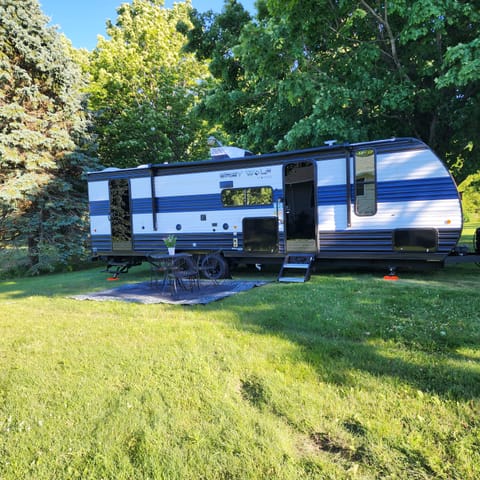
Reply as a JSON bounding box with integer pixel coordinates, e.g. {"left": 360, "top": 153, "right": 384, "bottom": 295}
{"left": 87, "top": 137, "right": 427, "bottom": 178}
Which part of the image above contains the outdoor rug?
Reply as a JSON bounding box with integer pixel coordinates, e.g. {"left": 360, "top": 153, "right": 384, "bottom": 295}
{"left": 71, "top": 279, "right": 268, "bottom": 305}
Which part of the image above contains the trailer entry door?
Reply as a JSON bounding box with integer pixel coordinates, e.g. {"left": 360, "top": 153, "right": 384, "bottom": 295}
{"left": 109, "top": 178, "right": 132, "bottom": 251}
{"left": 284, "top": 161, "right": 316, "bottom": 252}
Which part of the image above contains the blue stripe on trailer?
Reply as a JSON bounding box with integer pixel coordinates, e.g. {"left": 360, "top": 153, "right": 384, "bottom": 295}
{"left": 89, "top": 232, "right": 287, "bottom": 255}
{"left": 133, "top": 231, "right": 286, "bottom": 253}
{"left": 156, "top": 193, "right": 222, "bottom": 212}
{"left": 88, "top": 177, "right": 458, "bottom": 217}
{"left": 89, "top": 200, "right": 110, "bottom": 216}
{"left": 320, "top": 230, "right": 394, "bottom": 252}
{"left": 90, "top": 235, "right": 112, "bottom": 251}
{"left": 130, "top": 189, "right": 283, "bottom": 214}
{"left": 317, "top": 185, "right": 347, "bottom": 205}
{"left": 132, "top": 197, "right": 153, "bottom": 214}
{"left": 319, "top": 228, "right": 460, "bottom": 253}
{"left": 377, "top": 177, "right": 458, "bottom": 202}
{"left": 438, "top": 229, "right": 463, "bottom": 251}
{"left": 133, "top": 232, "right": 238, "bottom": 251}
{"left": 317, "top": 177, "right": 458, "bottom": 206}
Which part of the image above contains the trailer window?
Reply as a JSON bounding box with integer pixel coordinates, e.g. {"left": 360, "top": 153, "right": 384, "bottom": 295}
{"left": 222, "top": 188, "right": 245, "bottom": 206}
{"left": 354, "top": 149, "right": 376, "bottom": 216}
{"left": 222, "top": 187, "right": 273, "bottom": 207}
{"left": 247, "top": 187, "right": 273, "bottom": 205}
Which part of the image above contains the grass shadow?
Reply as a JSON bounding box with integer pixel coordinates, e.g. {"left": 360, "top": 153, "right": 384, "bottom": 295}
{"left": 0, "top": 263, "right": 153, "bottom": 299}
{"left": 208, "top": 267, "right": 480, "bottom": 400}
{"left": 2, "top": 261, "right": 479, "bottom": 401}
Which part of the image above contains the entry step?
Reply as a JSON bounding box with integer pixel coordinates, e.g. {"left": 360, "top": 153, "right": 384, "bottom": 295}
{"left": 278, "top": 277, "right": 308, "bottom": 283}
{"left": 284, "top": 263, "right": 310, "bottom": 269}
{"left": 277, "top": 253, "right": 315, "bottom": 283}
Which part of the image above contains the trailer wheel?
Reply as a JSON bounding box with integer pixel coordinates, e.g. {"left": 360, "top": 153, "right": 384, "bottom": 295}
{"left": 200, "top": 253, "right": 229, "bottom": 280}
{"left": 474, "top": 227, "right": 480, "bottom": 267}
{"left": 474, "top": 227, "right": 480, "bottom": 254}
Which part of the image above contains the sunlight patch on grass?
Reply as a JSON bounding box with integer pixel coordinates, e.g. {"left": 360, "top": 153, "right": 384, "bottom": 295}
{"left": 1, "top": 262, "right": 480, "bottom": 478}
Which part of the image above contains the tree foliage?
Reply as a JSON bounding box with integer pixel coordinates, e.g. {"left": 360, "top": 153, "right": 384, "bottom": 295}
{"left": 183, "top": 0, "right": 258, "bottom": 149}
{"left": 1, "top": 0, "right": 479, "bottom": 276}
{"left": 458, "top": 171, "right": 480, "bottom": 222}
{"left": 0, "top": 0, "right": 98, "bottom": 273}
{"left": 187, "top": 0, "right": 479, "bottom": 180}
{"left": 88, "top": 0, "right": 212, "bottom": 168}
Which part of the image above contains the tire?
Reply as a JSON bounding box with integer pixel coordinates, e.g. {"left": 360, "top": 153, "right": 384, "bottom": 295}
{"left": 200, "top": 253, "right": 229, "bottom": 280}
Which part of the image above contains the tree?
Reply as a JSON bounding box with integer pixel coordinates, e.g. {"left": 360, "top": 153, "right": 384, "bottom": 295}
{"left": 88, "top": 0, "right": 212, "bottom": 168}
{"left": 183, "top": 0, "right": 257, "bottom": 149}
{"left": 187, "top": 0, "right": 479, "bottom": 180}
{"left": 0, "top": 0, "right": 98, "bottom": 273}
{"left": 458, "top": 172, "right": 480, "bottom": 222}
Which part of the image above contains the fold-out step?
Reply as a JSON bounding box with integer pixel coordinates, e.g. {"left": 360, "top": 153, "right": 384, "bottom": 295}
{"left": 277, "top": 254, "right": 314, "bottom": 283}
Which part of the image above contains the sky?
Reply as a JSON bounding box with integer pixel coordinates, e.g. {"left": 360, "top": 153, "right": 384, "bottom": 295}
{"left": 39, "top": 0, "right": 256, "bottom": 50}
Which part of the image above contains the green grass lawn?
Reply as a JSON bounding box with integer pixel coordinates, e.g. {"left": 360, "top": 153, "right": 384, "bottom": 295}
{"left": 1, "top": 254, "right": 480, "bottom": 478}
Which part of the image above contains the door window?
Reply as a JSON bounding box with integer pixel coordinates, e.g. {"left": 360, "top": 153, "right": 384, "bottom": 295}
{"left": 109, "top": 178, "right": 132, "bottom": 250}
{"left": 354, "top": 149, "right": 377, "bottom": 216}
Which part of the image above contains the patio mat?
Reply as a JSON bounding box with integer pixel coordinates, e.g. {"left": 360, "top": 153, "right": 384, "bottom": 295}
{"left": 71, "top": 279, "right": 268, "bottom": 305}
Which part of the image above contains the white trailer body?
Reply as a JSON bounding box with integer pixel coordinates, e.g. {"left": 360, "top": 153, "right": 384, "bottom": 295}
{"left": 87, "top": 138, "right": 464, "bottom": 270}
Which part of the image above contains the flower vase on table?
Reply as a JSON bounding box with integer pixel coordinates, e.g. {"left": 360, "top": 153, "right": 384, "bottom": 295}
{"left": 164, "top": 235, "right": 177, "bottom": 255}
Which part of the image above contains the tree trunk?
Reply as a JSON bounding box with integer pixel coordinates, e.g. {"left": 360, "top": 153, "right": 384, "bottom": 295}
{"left": 27, "top": 234, "right": 39, "bottom": 269}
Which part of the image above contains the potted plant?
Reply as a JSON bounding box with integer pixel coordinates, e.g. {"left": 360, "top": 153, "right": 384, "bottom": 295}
{"left": 163, "top": 234, "right": 177, "bottom": 255}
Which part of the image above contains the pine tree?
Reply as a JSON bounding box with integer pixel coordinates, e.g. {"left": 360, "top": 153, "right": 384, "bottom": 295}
{"left": 0, "top": 0, "right": 99, "bottom": 273}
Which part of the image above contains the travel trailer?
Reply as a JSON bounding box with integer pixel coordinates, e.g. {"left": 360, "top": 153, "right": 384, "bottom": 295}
{"left": 87, "top": 137, "right": 479, "bottom": 280}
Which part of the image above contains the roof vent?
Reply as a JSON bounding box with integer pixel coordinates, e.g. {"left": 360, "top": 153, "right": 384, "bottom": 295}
{"left": 208, "top": 136, "right": 252, "bottom": 159}
{"left": 210, "top": 146, "right": 253, "bottom": 160}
